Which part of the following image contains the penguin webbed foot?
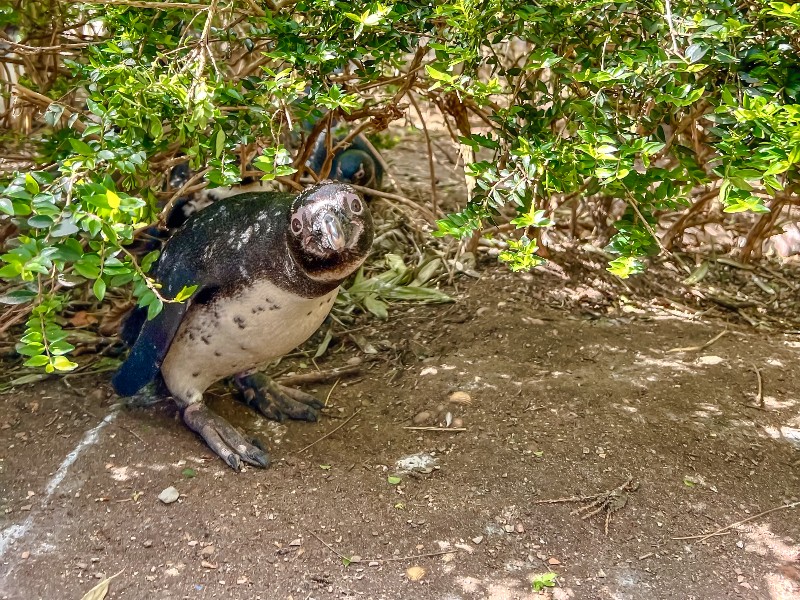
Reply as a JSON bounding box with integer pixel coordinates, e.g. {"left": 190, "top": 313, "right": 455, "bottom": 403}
{"left": 234, "top": 372, "right": 324, "bottom": 422}
{"left": 182, "top": 403, "right": 270, "bottom": 471}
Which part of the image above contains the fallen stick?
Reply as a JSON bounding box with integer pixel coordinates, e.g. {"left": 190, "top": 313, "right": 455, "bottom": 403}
{"left": 672, "top": 501, "right": 800, "bottom": 542}
{"left": 403, "top": 426, "right": 467, "bottom": 432}
{"left": 307, "top": 529, "right": 458, "bottom": 564}
{"left": 278, "top": 365, "right": 362, "bottom": 387}
{"left": 666, "top": 329, "right": 728, "bottom": 353}
{"left": 296, "top": 408, "right": 361, "bottom": 454}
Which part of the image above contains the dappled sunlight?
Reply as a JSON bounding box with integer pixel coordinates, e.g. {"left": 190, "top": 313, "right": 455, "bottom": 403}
{"left": 742, "top": 523, "right": 800, "bottom": 599}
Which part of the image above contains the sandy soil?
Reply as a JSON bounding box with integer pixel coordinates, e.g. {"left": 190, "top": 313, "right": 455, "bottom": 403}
{"left": 1, "top": 263, "right": 800, "bottom": 600}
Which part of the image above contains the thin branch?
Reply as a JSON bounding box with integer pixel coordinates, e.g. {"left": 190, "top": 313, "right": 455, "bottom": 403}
{"left": 407, "top": 92, "right": 440, "bottom": 217}
{"left": 296, "top": 408, "right": 361, "bottom": 454}
{"left": 672, "top": 501, "right": 800, "bottom": 542}
{"left": 347, "top": 183, "right": 437, "bottom": 224}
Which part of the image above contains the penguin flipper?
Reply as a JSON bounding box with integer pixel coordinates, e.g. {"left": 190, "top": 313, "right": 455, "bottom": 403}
{"left": 112, "top": 300, "right": 191, "bottom": 397}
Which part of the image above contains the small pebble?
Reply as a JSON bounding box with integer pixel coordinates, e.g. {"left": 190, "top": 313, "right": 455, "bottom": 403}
{"left": 201, "top": 545, "right": 215, "bottom": 557}
{"left": 412, "top": 411, "right": 431, "bottom": 425}
{"left": 472, "top": 536, "right": 484, "bottom": 544}
{"left": 158, "top": 487, "right": 179, "bottom": 504}
{"left": 20, "top": 551, "right": 29, "bottom": 560}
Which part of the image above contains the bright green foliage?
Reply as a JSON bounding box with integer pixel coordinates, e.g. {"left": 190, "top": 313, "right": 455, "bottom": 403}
{"left": 531, "top": 571, "right": 558, "bottom": 592}
{"left": 1, "top": 0, "right": 798, "bottom": 370}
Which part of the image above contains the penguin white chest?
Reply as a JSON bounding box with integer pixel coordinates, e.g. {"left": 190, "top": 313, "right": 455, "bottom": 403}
{"left": 161, "top": 281, "right": 337, "bottom": 401}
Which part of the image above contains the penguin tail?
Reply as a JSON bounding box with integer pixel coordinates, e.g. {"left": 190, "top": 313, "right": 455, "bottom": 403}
{"left": 112, "top": 340, "right": 163, "bottom": 397}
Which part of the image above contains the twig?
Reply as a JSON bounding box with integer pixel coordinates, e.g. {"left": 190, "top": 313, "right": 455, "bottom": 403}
{"left": 407, "top": 92, "right": 440, "bottom": 217}
{"left": 323, "top": 379, "right": 340, "bottom": 408}
{"left": 753, "top": 364, "right": 763, "bottom": 407}
{"left": 672, "top": 501, "right": 800, "bottom": 542}
{"left": 66, "top": 399, "right": 147, "bottom": 446}
{"left": 306, "top": 529, "right": 458, "bottom": 564}
{"left": 277, "top": 365, "right": 362, "bottom": 387}
{"left": 666, "top": 329, "right": 728, "bottom": 353}
{"left": 306, "top": 529, "right": 351, "bottom": 561}
{"left": 354, "top": 132, "right": 406, "bottom": 198}
{"left": 296, "top": 408, "right": 361, "bottom": 454}
{"left": 403, "top": 426, "right": 466, "bottom": 432}
{"left": 348, "top": 184, "right": 437, "bottom": 224}
{"left": 66, "top": 0, "right": 212, "bottom": 8}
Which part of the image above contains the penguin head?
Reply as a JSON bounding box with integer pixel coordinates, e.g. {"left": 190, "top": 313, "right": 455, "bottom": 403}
{"left": 333, "top": 149, "right": 377, "bottom": 187}
{"left": 288, "top": 182, "right": 373, "bottom": 282}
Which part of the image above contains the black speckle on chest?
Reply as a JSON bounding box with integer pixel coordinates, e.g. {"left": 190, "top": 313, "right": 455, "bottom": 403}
{"left": 233, "top": 316, "right": 246, "bottom": 329}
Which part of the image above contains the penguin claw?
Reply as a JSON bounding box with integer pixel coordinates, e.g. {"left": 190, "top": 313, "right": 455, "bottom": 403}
{"left": 182, "top": 403, "right": 270, "bottom": 470}
{"left": 234, "top": 373, "right": 323, "bottom": 422}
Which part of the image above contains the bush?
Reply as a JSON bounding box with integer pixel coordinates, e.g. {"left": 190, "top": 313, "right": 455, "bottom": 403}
{"left": 0, "top": 0, "right": 798, "bottom": 371}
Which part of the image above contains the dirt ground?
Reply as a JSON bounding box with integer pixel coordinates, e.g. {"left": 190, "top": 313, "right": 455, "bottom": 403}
{"left": 1, "top": 259, "right": 800, "bottom": 600}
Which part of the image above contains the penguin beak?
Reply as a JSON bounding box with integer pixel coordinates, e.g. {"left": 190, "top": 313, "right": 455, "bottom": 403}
{"left": 322, "top": 213, "right": 346, "bottom": 251}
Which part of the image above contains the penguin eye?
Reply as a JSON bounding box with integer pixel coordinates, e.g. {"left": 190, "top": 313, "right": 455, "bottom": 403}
{"left": 348, "top": 195, "right": 363, "bottom": 215}
{"left": 291, "top": 216, "right": 303, "bottom": 235}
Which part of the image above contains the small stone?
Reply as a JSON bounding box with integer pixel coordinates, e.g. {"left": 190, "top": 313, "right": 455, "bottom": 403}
{"left": 349, "top": 555, "right": 362, "bottom": 563}
{"left": 142, "top": 540, "right": 153, "bottom": 548}
{"left": 94, "top": 573, "right": 105, "bottom": 579}
{"left": 20, "top": 551, "right": 29, "bottom": 559}
{"left": 548, "top": 557, "right": 561, "bottom": 565}
{"left": 412, "top": 411, "right": 431, "bottom": 425}
{"left": 472, "top": 536, "right": 484, "bottom": 544}
{"left": 201, "top": 560, "right": 217, "bottom": 569}
{"left": 515, "top": 523, "right": 525, "bottom": 533}
{"left": 236, "top": 576, "right": 249, "bottom": 584}
{"left": 697, "top": 355, "right": 724, "bottom": 365}
{"left": 452, "top": 418, "right": 464, "bottom": 428}
{"left": 597, "top": 569, "right": 606, "bottom": 578}
{"left": 187, "top": 540, "right": 198, "bottom": 547}
{"left": 288, "top": 538, "right": 302, "bottom": 547}
{"left": 345, "top": 356, "right": 362, "bottom": 366}
{"left": 368, "top": 561, "right": 380, "bottom": 567}
{"left": 20, "top": 505, "right": 31, "bottom": 511}
{"left": 76, "top": 563, "right": 88, "bottom": 570}
{"left": 504, "top": 524, "right": 514, "bottom": 533}
{"left": 201, "top": 545, "right": 215, "bottom": 557}
{"left": 158, "top": 487, "right": 180, "bottom": 504}
{"left": 406, "top": 566, "right": 426, "bottom": 581}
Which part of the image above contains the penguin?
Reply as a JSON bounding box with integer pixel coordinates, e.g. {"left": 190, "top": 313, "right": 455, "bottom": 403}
{"left": 113, "top": 182, "right": 373, "bottom": 470}
{"left": 307, "top": 131, "right": 384, "bottom": 191}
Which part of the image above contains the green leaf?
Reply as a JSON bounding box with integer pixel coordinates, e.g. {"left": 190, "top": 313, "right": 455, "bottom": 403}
{"left": 106, "top": 189, "right": 121, "bottom": 209}
{"left": 147, "top": 297, "right": 164, "bottom": 320}
{"left": 24, "top": 355, "right": 51, "bottom": 367}
{"left": 68, "top": 138, "right": 93, "bottom": 156}
{"left": 52, "top": 356, "right": 78, "bottom": 371}
{"left": 214, "top": 129, "right": 226, "bottom": 158}
{"left": 387, "top": 475, "right": 401, "bottom": 485}
{"left": 182, "top": 468, "right": 197, "bottom": 478}
{"left": 174, "top": 284, "right": 197, "bottom": 302}
{"left": 93, "top": 278, "right": 106, "bottom": 301}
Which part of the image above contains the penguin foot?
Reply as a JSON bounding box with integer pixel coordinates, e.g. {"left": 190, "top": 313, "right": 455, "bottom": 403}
{"left": 182, "top": 403, "right": 270, "bottom": 471}
{"left": 234, "top": 372, "right": 325, "bottom": 422}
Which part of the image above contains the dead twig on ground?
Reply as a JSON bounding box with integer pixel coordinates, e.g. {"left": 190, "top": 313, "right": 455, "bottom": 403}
{"left": 532, "top": 476, "right": 639, "bottom": 535}
{"left": 277, "top": 365, "right": 363, "bottom": 387}
{"left": 666, "top": 329, "right": 728, "bottom": 353}
{"left": 307, "top": 529, "right": 458, "bottom": 564}
{"left": 296, "top": 408, "right": 361, "bottom": 454}
{"left": 403, "top": 426, "right": 466, "bottom": 432}
{"left": 672, "top": 501, "right": 800, "bottom": 542}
